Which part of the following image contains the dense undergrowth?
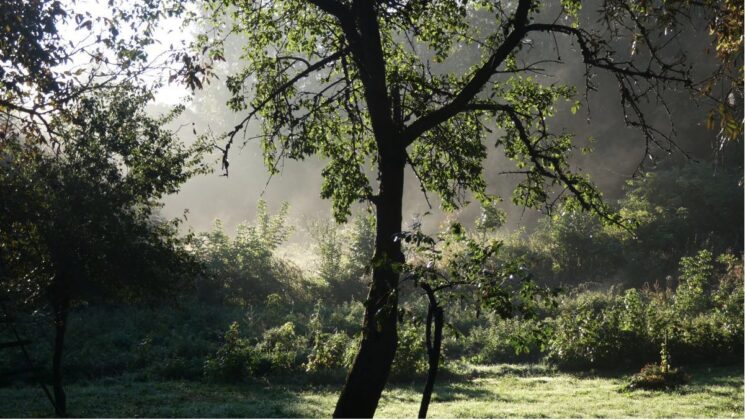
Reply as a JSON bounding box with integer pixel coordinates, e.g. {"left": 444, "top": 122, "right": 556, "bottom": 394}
{"left": 1, "top": 163, "right": 742, "bottom": 388}
{"left": 2, "top": 248, "right": 741, "bottom": 387}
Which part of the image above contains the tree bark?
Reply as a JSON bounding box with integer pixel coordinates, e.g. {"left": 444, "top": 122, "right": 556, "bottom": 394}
{"left": 333, "top": 150, "right": 405, "bottom": 418}
{"left": 52, "top": 288, "right": 69, "bottom": 417}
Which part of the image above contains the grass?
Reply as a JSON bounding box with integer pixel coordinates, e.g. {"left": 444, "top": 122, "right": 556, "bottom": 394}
{"left": 1, "top": 363, "right": 742, "bottom": 418}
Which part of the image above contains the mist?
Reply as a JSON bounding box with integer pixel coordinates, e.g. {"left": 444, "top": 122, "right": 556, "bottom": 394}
{"left": 156, "top": 4, "right": 726, "bottom": 243}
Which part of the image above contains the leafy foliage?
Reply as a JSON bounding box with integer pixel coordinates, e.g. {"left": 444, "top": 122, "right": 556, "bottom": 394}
{"left": 203, "top": 321, "right": 257, "bottom": 382}
{"left": 308, "top": 214, "right": 375, "bottom": 302}
{"left": 0, "top": 85, "right": 204, "bottom": 307}
{"left": 1, "top": 0, "right": 194, "bottom": 142}
{"left": 624, "top": 363, "right": 690, "bottom": 391}
{"left": 497, "top": 163, "right": 743, "bottom": 288}
{"left": 193, "top": 201, "right": 299, "bottom": 305}
{"left": 546, "top": 251, "right": 743, "bottom": 370}
{"left": 305, "top": 302, "right": 357, "bottom": 374}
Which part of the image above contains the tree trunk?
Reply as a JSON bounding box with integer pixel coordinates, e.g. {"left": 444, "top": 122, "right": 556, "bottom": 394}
{"left": 419, "top": 284, "right": 443, "bottom": 419}
{"left": 333, "top": 151, "right": 405, "bottom": 418}
{"left": 52, "top": 290, "right": 69, "bottom": 417}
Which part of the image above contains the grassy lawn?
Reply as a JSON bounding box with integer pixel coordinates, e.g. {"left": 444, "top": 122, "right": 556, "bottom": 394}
{"left": 1, "top": 363, "right": 742, "bottom": 418}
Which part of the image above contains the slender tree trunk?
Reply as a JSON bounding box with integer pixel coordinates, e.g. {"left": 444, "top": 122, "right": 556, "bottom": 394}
{"left": 52, "top": 287, "right": 69, "bottom": 417}
{"left": 333, "top": 151, "right": 405, "bottom": 418}
{"left": 419, "top": 284, "right": 443, "bottom": 419}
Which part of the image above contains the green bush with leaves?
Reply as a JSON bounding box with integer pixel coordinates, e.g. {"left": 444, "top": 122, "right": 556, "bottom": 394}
{"left": 464, "top": 318, "right": 544, "bottom": 364}
{"left": 194, "top": 201, "right": 302, "bottom": 305}
{"left": 547, "top": 291, "right": 652, "bottom": 370}
{"left": 389, "top": 320, "right": 429, "bottom": 381}
{"left": 308, "top": 214, "right": 375, "bottom": 302}
{"left": 203, "top": 322, "right": 256, "bottom": 383}
{"left": 530, "top": 211, "right": 625, "bottom": 286}
{"left": 304, "top": 302, "right": 355, "bottom": 373}
{"left": 546, "top": 250, "right": 743, "bottom": 370}
{"left": 256, "top": 321, "right": 306, "bottom": 371}
{"left": 306, "top": 332, "right": 355, "bottom": 374}
{"left": 675, "top": 250, "right": 714, "bottom": 314}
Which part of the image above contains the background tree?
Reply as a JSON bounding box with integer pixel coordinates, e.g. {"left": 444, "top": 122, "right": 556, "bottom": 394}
{"left": 0, "top": 85, "right": 204, "bottom": 416}
{"left": 192, "top": 0, "right": 739, "bottom": 416}
{"left": 398, "top": 222, "right": 557, "bottom": 418}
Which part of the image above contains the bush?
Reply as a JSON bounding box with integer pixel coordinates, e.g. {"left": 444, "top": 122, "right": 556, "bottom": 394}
{"left": 194, "top": 201, "right": 300, "bottom": 306}
{"left": 623, "top": 363, "right": 690, "bottom": 391}
{"left": 304, "top": 303, "right": 355, "bottom": 373}
{"left": 461, "top": 319, "right": 543, "bottom": 364}
{"left": 203, "top": 322, "right": 255, "bottom": 383}
{"left": 305, "top": 332, "right": 354, "bottom": 373}
{"left": 675, "top": 250, "right": 714, "bottom": 314}
{"left": 390, "top": 322, "right": 424, "bottom": 381}
{"left": 546, "top": 291, "right": 652, "bottom": 370}
{"left": 389, "top": 321, "right": 428, "bottom": 381}
{"left": 256, "top": 321, "right": 306, "bottom": 371}
{"left": 546, "top": 251, "right": 744, "bottom": 371}
{"left": 308, "top": 215, "right": 375, "bottom": 303}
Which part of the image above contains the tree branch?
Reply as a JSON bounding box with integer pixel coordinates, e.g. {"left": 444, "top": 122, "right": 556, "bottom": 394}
{"left": 474, "top": 102, "right": 628, "bottom": 230}
{"left": 304, "top": 0, "right": 351, "bottom": 20}
{"left": 524, "top": 23, "right": 691, "bottom": 85}
{"left": 221, "top": 47, "right": 350, "bottom": 175}
{"left": 401, "top": 0, "right": 533, "bottom": 146}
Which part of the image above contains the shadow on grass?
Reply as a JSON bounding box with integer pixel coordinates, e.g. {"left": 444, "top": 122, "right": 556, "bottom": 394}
{"left": 2, "top": 376, "right": 336, "bottom": 418}
{"left": 674, "top": 364, "right": 745, "bottom": 395}
{"left": 431, "top": 383, "right": 509, "bottom": 403}
{"left": 388, "top": 372, "right": 511, "bottom": 404}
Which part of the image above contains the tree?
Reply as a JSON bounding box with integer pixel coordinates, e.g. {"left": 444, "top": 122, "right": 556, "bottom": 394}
{"left": 399, "top": 223, "right": 556, "bottom": 418}
{"left": 1, "top": 0, "right": 203, "bottom": 145}
{"left": 193, "top": 0, "right": 739, "bottom": 416}
{"left": 0, "top": 85, "right": 204, "bottom": 416}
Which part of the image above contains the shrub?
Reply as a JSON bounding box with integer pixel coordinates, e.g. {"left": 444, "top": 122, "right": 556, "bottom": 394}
{"left": 389, "top": 321, "right": 428, "bottom": 381}
{"left": 308, "top": 215, "right": 375, "bottom": 302}
{"left": 194, "top": 201, "right": 298, "bottom": 306}
{"left": 675, "top": 250, "right": 713, "bottom": 314}
{"left": 203, "top": 322, "right": 255, "bottom": 383}
{"left": 546, "top": 292, "right": 653, "bottom": 370}
{"left": 304, "top": 302, "right": 355, "bottom": 373}
{"left": 256, "top": 321, "right": 306, "bottom": 371}
{"left": 463, "top": 319, "right": 543, "bottom": 364}
{"left": 623, "top": 363, "right": 690, "bottom": 391}
{"left": 545, "top": 251, "right": 744, "bottom": 371}
{"left": 305, "top": 332, "right": 353, "bottom": 373}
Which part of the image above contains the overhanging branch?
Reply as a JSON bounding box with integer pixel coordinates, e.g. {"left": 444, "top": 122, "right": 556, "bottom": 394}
{"left": 220, "top": 47, "right": 350, "bottom": 175}
{"left": 401, "top": 0, "right": 532, "bottom": 146}
{"left": 524, "top": 23, "right": 691, "bottom": 85}
{"left": 469, "top": 102, "right": 630, "bottom": 231}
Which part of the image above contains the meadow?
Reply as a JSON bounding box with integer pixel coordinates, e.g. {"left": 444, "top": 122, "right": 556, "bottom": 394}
{"left": 2, "top": 363, "right": 742, "bottom": 418}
